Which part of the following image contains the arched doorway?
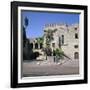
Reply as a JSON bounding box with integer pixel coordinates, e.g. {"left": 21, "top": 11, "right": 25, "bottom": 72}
{"left": 40, "top": 43, "right": 43, "bottom": 49}
{"left": 74, "top": 52, "right": 79, "bottom": 59}
{"left": 30, "top": 43, "right": 33, "bottom": 49}
{"left": 35, "top": 43, "right": 38, "bottom": 49}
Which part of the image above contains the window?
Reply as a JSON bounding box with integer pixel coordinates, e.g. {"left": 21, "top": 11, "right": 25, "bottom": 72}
{"left": 52, "top": 43, "right": 55, "bottom": 48}
{"left": 62, "top": 35, "right": 64, "bottom": 44}
{"left": 59, "top": 37, "right": 61, "bottom": 48}
{"left": 35, "top": 43, "right": 38, "bottom": 49}
{"left": 40, "top": 43, "right": 43, "bottom": 49}
{"left": 74, "top": 52, "right": 79, "bottom": 59}
{"left": 74, "top": 45, "right": 78, "bottom": 48}
{"left": 75, "top": 27, "right": 77, "bottom": 30}
{"left": 75, "top": 33, "right": 78, "bottom": 39}
{"left": 30, "top": 43, "right": 33, "bottom": 49}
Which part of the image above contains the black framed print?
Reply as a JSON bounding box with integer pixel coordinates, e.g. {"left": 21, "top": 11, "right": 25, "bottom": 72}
{"left": 11, "top": 1, "right": 88, "bottom": 88}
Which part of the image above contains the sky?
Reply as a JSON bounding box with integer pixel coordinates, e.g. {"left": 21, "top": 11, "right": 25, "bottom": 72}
{"left": 21, "top": 11, "right": 80, "bottom": 38}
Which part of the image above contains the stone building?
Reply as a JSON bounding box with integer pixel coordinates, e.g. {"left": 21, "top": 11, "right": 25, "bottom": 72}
{"left": 28, "top": 38, "right": 42, "bottom": 50}
{"left": 28, "top": 38, "right": 45, "bottom": 60}
{"left": 43, "top": 23, "right": 79, "bottom": 60}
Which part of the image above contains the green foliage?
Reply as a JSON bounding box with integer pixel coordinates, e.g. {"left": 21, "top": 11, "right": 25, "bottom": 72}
{"left": 43, "top": 47, "right": 52, "bottom": 56}
{"left": 45, "top": 29, "right": 57, "bottom": 47}
{"left": 54, "top": 48, "right": 64, "bottom": 59}
{"left": 43, "top": 29, "right": 57, "bottom": 57}
{"left": 24, "top": 17, "right": 29, "bottom": 27}
{"left": 36, "top": 37, "right": 44, "bottom": 44}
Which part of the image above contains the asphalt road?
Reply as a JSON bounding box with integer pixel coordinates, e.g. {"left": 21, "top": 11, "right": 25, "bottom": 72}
{"left": 22, "top": 59, "right": 79, "bottom": 77}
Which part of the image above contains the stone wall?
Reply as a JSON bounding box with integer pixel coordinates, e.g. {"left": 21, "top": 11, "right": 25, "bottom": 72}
{"left": 43, "top": 23, "right": 79, "bottom": 60}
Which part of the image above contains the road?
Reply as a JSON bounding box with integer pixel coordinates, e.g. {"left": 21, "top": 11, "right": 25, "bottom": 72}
{"left": 22, "top": 59, "right": 79, "bottom": 77}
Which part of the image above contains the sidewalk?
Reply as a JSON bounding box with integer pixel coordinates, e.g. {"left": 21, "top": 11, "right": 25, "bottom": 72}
{"left": 22, "top": 58, "right": 79, "bottom": 77}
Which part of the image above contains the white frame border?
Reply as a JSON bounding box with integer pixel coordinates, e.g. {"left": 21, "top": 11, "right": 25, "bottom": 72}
{"left": 18, "top": 6, "right": 84, "bottom": 83}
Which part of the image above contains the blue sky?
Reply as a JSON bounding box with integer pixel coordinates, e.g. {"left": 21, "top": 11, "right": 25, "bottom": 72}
{"left": 21, "top": 11, "right": 79, "bottom": 38}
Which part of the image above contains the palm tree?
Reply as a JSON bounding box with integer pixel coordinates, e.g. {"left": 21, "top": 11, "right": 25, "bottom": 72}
{"left": 45, "top": 29, "right": 57, "bottom": 47}
{"left": 36, "top": 37, "right": 44, "bottom": 49}
{"left": 44, "top": 29, "right": 57, "bottom": 59}
{"left": 36, "top": 37, "right": 44, "bottom": 44}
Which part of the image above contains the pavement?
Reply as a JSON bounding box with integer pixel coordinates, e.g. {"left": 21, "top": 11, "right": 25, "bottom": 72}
{"left": 22, "top": 58, "right": 79, "bottom": 77}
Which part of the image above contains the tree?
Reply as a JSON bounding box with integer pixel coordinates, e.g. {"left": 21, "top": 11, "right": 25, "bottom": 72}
{"left": 23, "top": 17, "right": 29, "bottom": 47}
{"left": 24, "top": 17, "right": 29, "bottom": 28}
{"left": 36, "top": 37, "right": 44, "bottom": 44}
{"left": 23, "top": 26, "right": 26, "bottom": 47}
{"left": 44, "top": 29, "right": 57, "bottom": 57}
{"left": 23, "top": 17, "right": 30, "bottom": 60}
{"left": 55, "top": 48, "right": 64, "bottom": 59}
{"left": 45, "top": 29, "right": 57, "bottom": 46}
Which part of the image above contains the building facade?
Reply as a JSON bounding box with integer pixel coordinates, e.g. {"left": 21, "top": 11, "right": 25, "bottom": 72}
{"left": 43, "top": 23, "right": 79, "bottom": 60}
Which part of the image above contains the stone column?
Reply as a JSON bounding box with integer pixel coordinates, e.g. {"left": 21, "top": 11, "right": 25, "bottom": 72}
{"left": 33, "top": 43, "right": 35, "bottom": 49}
{"left": 38, "top": 43, "right": 40, "bottom": 49}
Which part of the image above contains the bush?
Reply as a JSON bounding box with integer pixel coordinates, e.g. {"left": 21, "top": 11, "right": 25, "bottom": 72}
{"left": 54, "top": 48, "right": 64, "bottom": 59}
